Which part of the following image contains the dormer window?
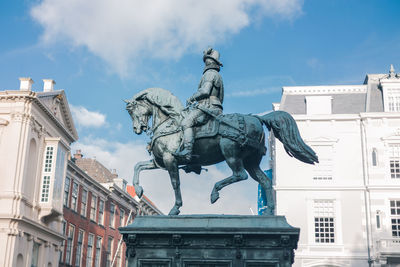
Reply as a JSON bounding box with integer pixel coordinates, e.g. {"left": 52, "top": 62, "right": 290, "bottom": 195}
{"left": 305, "top": 96, "right": 332, "bottom": 115}
{"left": 380, "top": 65, "right": 400, "bottom": 112}
{"left": 387, "top": 89, "right": 400, "bottom": 112}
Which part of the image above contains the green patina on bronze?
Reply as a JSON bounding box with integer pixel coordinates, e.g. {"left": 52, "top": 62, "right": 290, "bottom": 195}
{"left": 125, "top": 48, "right": 318, "bottom": 216}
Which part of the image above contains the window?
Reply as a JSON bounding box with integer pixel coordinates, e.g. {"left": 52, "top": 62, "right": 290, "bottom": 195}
{"left": 65, "top": 224, "right": 75, "bottom": 265}
{"left": 87, "top": 233, "right": 95, "bottom": 267}
{"left": 106, "top": 237, "right": 114, "bottom": 267}
{"left": 99, "top": 200, "right": 105, "bottom": 225}
{"left": 90, "top": 195, "right": 97, "bottom": 221}
{"left": 389, "top": 144, "right": 400, "bottom": 179}
{"left": 387, "top": 89, "right": 400, "bottom": 112}
{"left": 390, "top": 200, "right": 400, "bottom": 238}
{"left": 126, "top": 210, "right": 134, "bottom": 225}
{"left": 120, "top": 209, "right": 125, "bottom": 227}
{"left": 40, "top": 146, "right": 54, "bottom": 202}
{"left": 95, "top": 236, "right": 102, "bottom": 267}
{"left": 119, "top": 242, "right": 125, "bottom": 267}
{"left": 109, "top": 203, "right": 115, "bottom": 228}
{"left": 53, "top": 145, "right": 66, "bottom": 206}
{"left": 81, "top": 189, "right": 88, "bottom": 217}
{"left": 312, "top": 146, "right": 333, "bottom": 180}
{"left": 372, "top": 148, "right": 378, "bottom": 167}
{"left": 116, "top": 240, "right": 121, "bottom": 267}
{"left": 75, "top": 230, "right": 84, "bottom": 266}
{"left": 31, "top": 242, "right": 40, "bottom": 267}
{"left": 376, "top": 210, "right": 381, "bottom": 229}
{"left": 314, "top": 200, "right": 335, "bottom": 243}
{"left": 64, "top": 177, "right": 71, "bottom": 207}
{"left": 71, "top": 182, "right": 79, "bottom": 211}
{"left": 60, "top": 221, "right": 67, "bottom": 263}
{"left": 44, "top": 146, "right": 54, "bottom": 172}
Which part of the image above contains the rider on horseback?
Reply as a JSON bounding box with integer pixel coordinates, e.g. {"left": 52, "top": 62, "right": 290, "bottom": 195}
{"left": 173, "top": 47, "right": 224, "bottom": 161}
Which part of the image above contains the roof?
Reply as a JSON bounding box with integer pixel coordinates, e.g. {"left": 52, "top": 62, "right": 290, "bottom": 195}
{"left": 74, "top": 158, "right": 117, "bottom": 183}
{"left": 127, "top": 185, "right": 157, "bottom": 208}
{"left": 279, "top": 77, "right": 385, "bottom": 115}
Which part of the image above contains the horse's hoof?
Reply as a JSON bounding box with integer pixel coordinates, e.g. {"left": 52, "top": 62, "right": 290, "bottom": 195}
{"left": 210, "top": 192, "right": 220, "bottom": 204}
{"left": 263, "top": 207, "right": 274, "bottom": 216}
{"left": 168, "top": 207, "right": 180, "bottom": 216}
{"left": 135, "top": 186, "right": 144, "bottom": 198}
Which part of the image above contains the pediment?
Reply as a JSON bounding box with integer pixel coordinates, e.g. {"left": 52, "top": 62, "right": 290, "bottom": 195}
{"left": 37, "top": 90, "right": 78, "bottom": 141}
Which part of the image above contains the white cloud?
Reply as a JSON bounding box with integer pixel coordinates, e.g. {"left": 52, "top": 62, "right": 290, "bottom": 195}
{"left": 70, "top": 105, "right": 106, "bottom": 127}
{"left": 72, "top": 137, "right": 260, "bottom": 215}
{"left": 31, "top": 0, "right": 303, "bottom": 76}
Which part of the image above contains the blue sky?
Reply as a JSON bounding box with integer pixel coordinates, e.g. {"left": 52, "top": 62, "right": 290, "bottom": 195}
{"left": 1, "top": 0, "right": 400, "bottom": 214}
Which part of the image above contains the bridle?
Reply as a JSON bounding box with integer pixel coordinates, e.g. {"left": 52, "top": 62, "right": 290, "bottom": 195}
{"left": 127, "top": 101, "right": 150, "bottom": 132}
{"left": 127, "top": 99, "right": 181, "bottom": 153}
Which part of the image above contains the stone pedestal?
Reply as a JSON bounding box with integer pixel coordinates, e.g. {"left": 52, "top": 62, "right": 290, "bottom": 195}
{"left": 120, "top": 215, "right": 299, "bottom": 267}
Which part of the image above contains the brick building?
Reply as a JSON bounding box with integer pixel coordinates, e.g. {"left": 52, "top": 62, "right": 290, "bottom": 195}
{"left": 59, "top": 153, "right": 161, "bottom": 267}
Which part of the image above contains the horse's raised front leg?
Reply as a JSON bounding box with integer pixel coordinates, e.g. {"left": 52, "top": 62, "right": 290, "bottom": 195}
{"left": 163, "top": 153, "right": 182, "bottom": 215}
{"left": 133, "top": 160, "right": 158, "bottom": 198}
{"left": 211, "top": 139, "right": 248, "bottom": 204}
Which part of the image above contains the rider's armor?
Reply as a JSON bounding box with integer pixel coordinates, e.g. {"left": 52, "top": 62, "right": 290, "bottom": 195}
{"left": 174, "top": 48, "right": 224, "bottom": 161}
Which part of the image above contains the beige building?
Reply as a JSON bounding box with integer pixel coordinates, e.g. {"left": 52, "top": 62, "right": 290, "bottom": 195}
{"left": 0, "top": 78, "right": 78, "bottom": 267}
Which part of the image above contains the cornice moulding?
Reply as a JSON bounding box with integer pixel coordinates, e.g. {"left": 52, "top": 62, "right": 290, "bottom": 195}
{"left": 283, "top": 85, "right": 367, "bottom": 95}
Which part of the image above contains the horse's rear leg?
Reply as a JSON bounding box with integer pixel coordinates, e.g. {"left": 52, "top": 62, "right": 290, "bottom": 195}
{"left": 245, "top": 162, "right": 274, "bottom": 215}
{"left": 211, "top": 139, "right": 248, "bottom": 204}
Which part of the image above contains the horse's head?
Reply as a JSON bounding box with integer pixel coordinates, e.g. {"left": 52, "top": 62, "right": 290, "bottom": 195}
{"left": 125, "top": 99, "right": 152, "bottom": 135}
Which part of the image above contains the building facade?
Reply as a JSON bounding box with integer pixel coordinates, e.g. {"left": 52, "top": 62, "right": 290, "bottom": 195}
{"left": 60, "top": 152, "right": 161, "bottom": 267}
{"left": 270, "top": 66, "right": 400, "bottom": 266}
{"left": 0, "top": 78, "right": 78, "bottom": 267}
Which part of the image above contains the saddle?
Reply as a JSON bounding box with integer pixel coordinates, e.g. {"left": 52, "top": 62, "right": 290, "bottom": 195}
{"left": 194, "top": 116, "right": 220, "bottom": 139}
{"left": 193, "top": 113, "right": 261, "bottom": 149}
{"left": 179, "top": 113, "right": 264, "bottom": 174}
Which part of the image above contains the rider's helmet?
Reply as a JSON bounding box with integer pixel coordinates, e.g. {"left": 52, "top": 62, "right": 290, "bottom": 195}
{"left": 203, "top": 47, "right": 223, "bottom": 67}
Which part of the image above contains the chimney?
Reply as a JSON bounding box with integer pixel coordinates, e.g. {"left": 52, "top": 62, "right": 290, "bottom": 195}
{"left": 43, "top": 79, "right": 55, "bottom": 92}
{"left": 19, "top": 77, "right": 34, "bottom": 91}
{"left": 111, "top": 169, "right": 118, "bottom": 178}
{"left": 74, "top": 149, "right": 83, "bottom": 159}
{"left": 113, "top": 177, "right": 127, "bottom": 191}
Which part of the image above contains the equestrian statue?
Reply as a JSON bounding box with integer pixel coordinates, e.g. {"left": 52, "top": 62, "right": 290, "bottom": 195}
{"left": 125, "top": 48, "right": 318, "bottom": 216}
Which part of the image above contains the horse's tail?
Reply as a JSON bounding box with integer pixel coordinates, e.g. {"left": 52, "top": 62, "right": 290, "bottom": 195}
{"left": 257, "top": 111, "right": 319, "bottom": 164}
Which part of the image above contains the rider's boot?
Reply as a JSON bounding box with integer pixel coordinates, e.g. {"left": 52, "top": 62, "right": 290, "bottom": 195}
{"left": 173, "top": 128, "right": 194, "bottom": 162}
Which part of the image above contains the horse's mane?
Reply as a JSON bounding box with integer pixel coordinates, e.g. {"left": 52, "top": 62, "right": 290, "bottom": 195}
{"left": 132, "top": 88, "right": 184, "bottom": 117}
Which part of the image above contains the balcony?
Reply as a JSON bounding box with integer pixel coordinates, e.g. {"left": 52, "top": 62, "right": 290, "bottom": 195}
{"left": 377, "top": 238, "right": 400, "bottom": 260}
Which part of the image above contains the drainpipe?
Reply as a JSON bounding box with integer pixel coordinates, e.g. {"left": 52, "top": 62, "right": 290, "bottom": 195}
{"left": 360, "top": 115, "right": 373, "bottom": 266}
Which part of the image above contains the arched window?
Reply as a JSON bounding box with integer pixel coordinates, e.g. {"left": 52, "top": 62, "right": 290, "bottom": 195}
{"left": 16, "top": 254, "right": 23, "bottom": 267}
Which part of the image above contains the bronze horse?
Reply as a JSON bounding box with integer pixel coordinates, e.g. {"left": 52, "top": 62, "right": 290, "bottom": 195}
{"left": 126, "top": 88, "right": 318, "bottom": 215}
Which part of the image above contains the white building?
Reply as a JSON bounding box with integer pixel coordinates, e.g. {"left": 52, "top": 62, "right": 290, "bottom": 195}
{"left": 270, "top": 66, "right": 400, "bottom": 267}
{"left": 0, "top": 78, "right": 78, "bottom": 267}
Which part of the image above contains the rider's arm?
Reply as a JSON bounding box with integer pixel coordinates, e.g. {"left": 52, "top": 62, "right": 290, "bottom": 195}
{"left": 189, "top": 81, "right": 213, "bottom": 102}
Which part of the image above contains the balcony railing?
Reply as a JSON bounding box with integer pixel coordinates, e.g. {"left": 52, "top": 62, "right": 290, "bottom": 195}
{"left": 377, "top": 238, "right": 400, "bottom": 255}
